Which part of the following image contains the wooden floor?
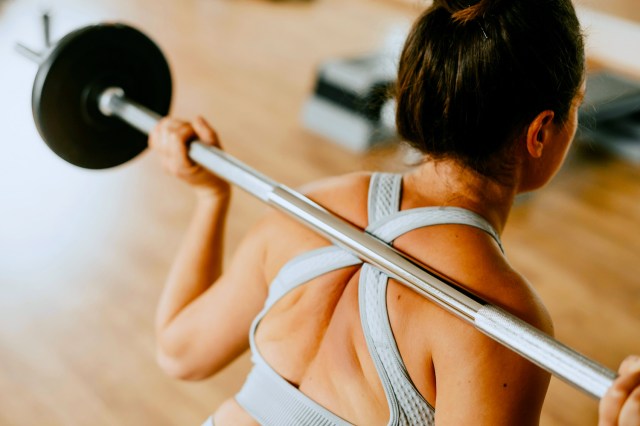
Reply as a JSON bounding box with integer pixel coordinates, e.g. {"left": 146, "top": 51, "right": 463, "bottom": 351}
{"left": 579, "top": 0, "right": 640, "bottom": 22}
{"left": 0, "top": 0, "right": 638, "bottom": 424}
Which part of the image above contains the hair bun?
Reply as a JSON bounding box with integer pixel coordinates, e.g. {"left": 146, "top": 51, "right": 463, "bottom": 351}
{"left": 433, "top": 0, "right": 496, "bottom": 23}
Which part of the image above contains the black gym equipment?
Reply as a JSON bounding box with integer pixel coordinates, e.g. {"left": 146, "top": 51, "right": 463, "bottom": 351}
{"left": 578, "top": 72, "right": 640, "bottom": 163}
{"left": 18, "top": 23, "right": 617, "bottom": 399}
{"left": 32, "top": 24, "right": 172, "bottom": 169}
{"left": 302, "top": 53, "right": 397, "bottom": 151}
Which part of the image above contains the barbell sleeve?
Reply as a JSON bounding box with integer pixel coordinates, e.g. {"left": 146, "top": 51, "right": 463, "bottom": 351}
{"left": 98, "top": 87, "right": 617, "bottom": 399}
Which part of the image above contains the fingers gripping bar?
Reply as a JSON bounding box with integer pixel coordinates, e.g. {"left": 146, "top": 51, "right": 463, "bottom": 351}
{"left": 100, "top": 88, "right": 278, "bottom": 201}
{"left": 99, "top": 87, "right": 617, "bottom": 399}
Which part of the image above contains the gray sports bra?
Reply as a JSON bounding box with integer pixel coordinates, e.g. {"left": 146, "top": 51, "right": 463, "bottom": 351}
{"left": 222, "top": 173, "right": 502, "bottom": 426}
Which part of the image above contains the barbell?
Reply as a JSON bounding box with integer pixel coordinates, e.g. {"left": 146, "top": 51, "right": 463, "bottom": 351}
{"left": 19, "top": 22, "right": 617, "bottom": 399}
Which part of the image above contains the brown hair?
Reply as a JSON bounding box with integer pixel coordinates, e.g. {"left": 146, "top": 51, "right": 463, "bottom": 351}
{"left": 395, "top": 0, "right": 585, "bottom": 178}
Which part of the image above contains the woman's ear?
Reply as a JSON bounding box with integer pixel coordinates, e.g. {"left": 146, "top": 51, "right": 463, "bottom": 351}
{"left": 525, "top": 110, "right": 555, "bottom": 158}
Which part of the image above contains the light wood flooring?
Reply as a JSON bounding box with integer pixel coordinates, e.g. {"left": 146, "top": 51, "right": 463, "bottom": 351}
{"left": 0, "top": 0, "right": 638, "bottom": 424}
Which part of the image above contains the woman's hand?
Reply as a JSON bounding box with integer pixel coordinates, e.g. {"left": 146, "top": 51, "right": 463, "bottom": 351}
{"left": 599, "top": 355, "right": 640, "bottom": 426}
{"left": 149, "top": 116, "right": 231, "bottom": 199}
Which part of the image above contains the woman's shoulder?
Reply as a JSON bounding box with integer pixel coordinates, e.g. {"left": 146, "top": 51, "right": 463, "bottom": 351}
{"left": 257, "top": 171, "right": 375, "bottom": 238}
{"left": 298, "top": 171, "right": 373, "bottom": 224}
{"left": 299, "top": 170, "right": 373, "bottom": 193}
{"left": 395, "top": 226, "right": 553, "bottom": 336}
{"left": 246, "top": 171, "right": 375, "bottom": 279}
{"left": 422, "top": 265, "right": 552, "bottom": 422}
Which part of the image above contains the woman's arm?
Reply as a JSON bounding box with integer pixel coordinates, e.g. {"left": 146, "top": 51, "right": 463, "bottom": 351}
{"left": 425, "top": 270, "right": 552, "bottom": 426}
{"left": 432, "top": 320, "right": 550, "bottom": 426}
{"left": 432, "top": 308, "right": 640, "bottom": 425}
{"left": 150, "top": 117, "right": 268, "bottom": 380}
{"left": 155, "top": 190, "right": 230, "bottom": 345}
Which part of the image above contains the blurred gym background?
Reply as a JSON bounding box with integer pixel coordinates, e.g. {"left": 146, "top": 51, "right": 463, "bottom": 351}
{"left": 0, "top": 0, "right": 638, "bottom": 424}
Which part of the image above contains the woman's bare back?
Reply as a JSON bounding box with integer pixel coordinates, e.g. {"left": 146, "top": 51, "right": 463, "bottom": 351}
{"left": 213, "top": 171, "right": 552, "bottom": 425}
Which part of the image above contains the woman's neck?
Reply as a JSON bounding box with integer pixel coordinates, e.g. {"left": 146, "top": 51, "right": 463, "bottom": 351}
{"left": 403, "top": 159, "right": 519, "bottom": 235}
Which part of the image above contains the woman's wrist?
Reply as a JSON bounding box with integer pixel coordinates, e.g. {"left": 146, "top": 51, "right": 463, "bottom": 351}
{"left": 194, "top": 184, "right": 232, "bottom": 206}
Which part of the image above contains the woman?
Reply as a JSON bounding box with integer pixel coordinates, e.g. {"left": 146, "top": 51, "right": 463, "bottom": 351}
{"left": 149, "top": 0, "right": 640, "bottom": 424}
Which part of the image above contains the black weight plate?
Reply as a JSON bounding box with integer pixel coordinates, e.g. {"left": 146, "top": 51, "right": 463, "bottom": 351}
{"left": 32, "top": 23, "right": 172, "bottom": 169}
